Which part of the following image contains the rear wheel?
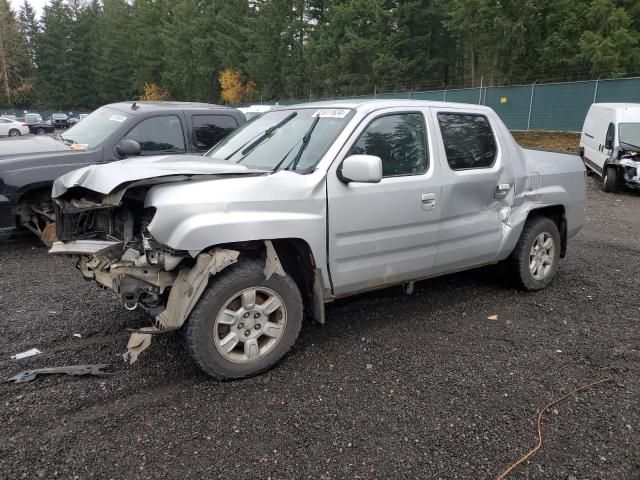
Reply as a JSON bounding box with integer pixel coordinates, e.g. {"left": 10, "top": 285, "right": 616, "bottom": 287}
{"left": 36, "top": 127, "right": 46, "bottom": 135}
{"left": 9, "top": 128, "right": 20, "bottom": 136}
{"left": 602, "top": 165, "right": 618, "bottom": 193}
{"left": 507, "top": 216, "right": 561, "bottom": 291}
{"left": 185, "top": 258, "right": 303, "bottom": 380}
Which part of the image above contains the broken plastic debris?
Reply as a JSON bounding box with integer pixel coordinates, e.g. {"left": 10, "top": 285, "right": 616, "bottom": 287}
{"left": 72, "top": 333, "right": 82, "bottom": 338}
{"left": 487, "top": 315, "right": 499, "bottom": 321}
{"left": 7, "top": 364, "right": 111, "bottom": 383}
{"left": 123, "top": 326, "right": 158, "bottom": 364}
{"left": 11, "top": 348, "right": 41, "bottom": 360}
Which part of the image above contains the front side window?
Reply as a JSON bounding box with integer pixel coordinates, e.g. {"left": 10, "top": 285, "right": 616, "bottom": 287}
{"left": 125, "top": 115, "right": 186, "bottom": 153}
{"left": 438, "top": 113, "right": 497, "bottom": 170}
{"left": 193, "top": 114, "right": 238, "bottom": 152}
{"left": 349, "top": 113, "right": 428, "bottom": 177}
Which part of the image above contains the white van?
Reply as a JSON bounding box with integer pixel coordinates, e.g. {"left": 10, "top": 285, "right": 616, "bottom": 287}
{"left": 580, "top": 103, "right": 640, "bottom": 192}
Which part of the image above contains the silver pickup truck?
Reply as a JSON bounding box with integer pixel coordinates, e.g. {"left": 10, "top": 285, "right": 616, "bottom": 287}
{"left": 50, "top": 100, "right": 586, "bottom": 379}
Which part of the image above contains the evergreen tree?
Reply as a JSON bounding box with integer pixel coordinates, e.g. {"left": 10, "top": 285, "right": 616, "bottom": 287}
{"left": 0, "top": 0, "right": 31, "bottom": 105}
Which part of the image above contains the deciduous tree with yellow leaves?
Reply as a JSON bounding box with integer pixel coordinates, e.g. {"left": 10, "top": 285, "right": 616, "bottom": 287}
{"left": 139, "top": 82, "right": 170, "bottom": 101}
{"left": 219, "top": 68, "right": 255, "bottom": 105}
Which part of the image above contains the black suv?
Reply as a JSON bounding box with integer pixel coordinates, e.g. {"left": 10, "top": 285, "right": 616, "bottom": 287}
{"left": 0, "top": 101, "right": 245, "bottom": 244}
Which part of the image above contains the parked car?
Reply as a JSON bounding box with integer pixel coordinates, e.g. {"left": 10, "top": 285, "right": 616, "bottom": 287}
{"left": 50, "top": 113, "right": 69, "bottom": 129}
{"left": 28, "top": 121, "right": 55, "bottom": 135}
{"left": 67, "top": 116, "right": 79, "bottom": 126}
{"left": 2, "top": 114, "right": 17, "bottom": 120}
{"left": 78, "top": 113, "right": 89, "bottom": 121}
{"left": 580, "top": 103, "right": 640, "bottom": 192}
{"left": 49, "top": 100, "right": 587, "bottom": 380}
{"left": 0, "top": 117, "right": 30, "bottom": 137}
{"left": 0, "top": 101, "right": 245, "bottom": 245}
{"left": 24, "top": 113, "right": 43, "bottom": 125}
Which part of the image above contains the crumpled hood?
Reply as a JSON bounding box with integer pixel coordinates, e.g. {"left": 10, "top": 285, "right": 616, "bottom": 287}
{"left": 52, "top": 154, "right": 266, "bottom": 198}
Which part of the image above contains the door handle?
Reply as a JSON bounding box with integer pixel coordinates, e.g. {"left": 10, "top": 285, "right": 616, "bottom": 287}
{"left": 494, "top": 183, "right": 511, "bottom": 199}
{"left": 421, "top": 193, "right": 436, "bottom": 210}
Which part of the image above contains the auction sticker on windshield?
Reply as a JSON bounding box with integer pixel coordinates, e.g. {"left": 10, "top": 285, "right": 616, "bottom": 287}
{"left": 108, "top": 115, "right": 127, "bottom": 123}
{"left": 312, "top": 109, "right": 350, "bottom": 118}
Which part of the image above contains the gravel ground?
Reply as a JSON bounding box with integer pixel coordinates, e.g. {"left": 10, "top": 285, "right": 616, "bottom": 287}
{"left": 0, "top": 176, "right": 639, "bottom": 479}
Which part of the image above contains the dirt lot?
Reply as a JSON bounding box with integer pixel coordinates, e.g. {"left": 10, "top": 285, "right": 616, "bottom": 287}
{"left": 1, "top": 134, "right": 639, "bottom": 479}
{"left": 512, "top": 131, "right": 580, "bottom": 153}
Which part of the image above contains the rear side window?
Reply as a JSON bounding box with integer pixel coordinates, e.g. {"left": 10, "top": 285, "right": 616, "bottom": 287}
{"left": 349, "top": 113, "right": 428, "bottom": 177}
{"left": 125, "top": 115, "right": 186, "bottom": 153}
{"left": 438, "top": 113, "right": 497, "bottom": 170}
{"left": 192, "top": 114, "right": 239, "bottom": 152}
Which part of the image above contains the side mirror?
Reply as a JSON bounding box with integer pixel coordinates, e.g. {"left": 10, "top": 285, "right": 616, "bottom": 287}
{"left": 115, "top": 139, "right": 142, "bottom": 158}
{"left": 338, "top": 155, "right": 383, "bottom": 183}
{"left": 604, "top": 137, "right": 613, "bottom": 150}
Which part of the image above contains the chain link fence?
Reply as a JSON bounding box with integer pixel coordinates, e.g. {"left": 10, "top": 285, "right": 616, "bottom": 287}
{"left": 259, "top": 76, "right": 640, "bottom": 132}
{"left": 4, "top": 77, "right": 639, "bottom": 132}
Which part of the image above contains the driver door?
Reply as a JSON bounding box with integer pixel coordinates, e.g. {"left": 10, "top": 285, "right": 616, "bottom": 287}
{"left": 326, "top": 108, "right": 443, "bottom": 295}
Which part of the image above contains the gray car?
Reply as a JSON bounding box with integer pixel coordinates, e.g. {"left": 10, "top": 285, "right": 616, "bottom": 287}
{"left": 50, "top": 100, "right": 586, "bottom": 379}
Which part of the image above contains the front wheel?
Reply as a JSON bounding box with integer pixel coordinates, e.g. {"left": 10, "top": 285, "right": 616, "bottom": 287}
{"left": 9, "top": 129, "right": 20, "bottom": 136}
{"left": 602, "top": 166, "right": 618, "bottom": 193}
{"left": 506, "top": 216, "right": 561, "bottom": 291}
{"left": 185, "top": 258, "right": 303, "bottom": 380}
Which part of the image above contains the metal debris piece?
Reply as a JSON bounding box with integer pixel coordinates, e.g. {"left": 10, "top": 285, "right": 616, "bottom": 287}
{"left": 156, "top": 248, "right": 239, "bottom": 329}
{"left": 7, "top": 364, "right": 111, "bottom": 383}
{"left": 11, "top": 348, "right": 41, "bottom": 360}
{"left": 263, "top": 240, "right": 285, "bottom": 280}
{"left": 123, "top": 327, "right": 157, "bottom": 364}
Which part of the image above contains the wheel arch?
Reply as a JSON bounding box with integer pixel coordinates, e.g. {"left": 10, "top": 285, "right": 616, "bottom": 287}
{"left": 209, "top": 238, "right": 326, "bottom": 324}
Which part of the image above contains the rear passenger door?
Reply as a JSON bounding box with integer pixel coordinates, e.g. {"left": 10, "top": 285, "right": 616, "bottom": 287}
{"left": 190, "top": 114, "right": 240, "bottom": 153}
{"left": 430, "top": 108, "right": 514, "bottom": 273}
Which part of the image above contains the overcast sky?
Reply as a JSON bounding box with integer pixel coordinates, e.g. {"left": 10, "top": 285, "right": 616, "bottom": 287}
{"left": 8, "top": 0, "right": 48, "bottom": 17}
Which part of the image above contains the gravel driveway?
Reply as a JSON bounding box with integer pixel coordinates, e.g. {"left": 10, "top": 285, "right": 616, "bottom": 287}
{"left": 0, "top": 176, "right": 638, "bottom": 480}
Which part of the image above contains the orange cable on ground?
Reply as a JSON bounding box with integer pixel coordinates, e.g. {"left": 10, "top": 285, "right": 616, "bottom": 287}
{"left": 496, "top": 378, "right": 615, "bottom": 480}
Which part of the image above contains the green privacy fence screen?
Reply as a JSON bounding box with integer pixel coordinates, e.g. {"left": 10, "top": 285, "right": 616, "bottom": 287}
{"left": 262, "top": 76, "right": 640, "bottom": 132}
{"left": 4, "top": 77, "right": 639, "bottom": 132}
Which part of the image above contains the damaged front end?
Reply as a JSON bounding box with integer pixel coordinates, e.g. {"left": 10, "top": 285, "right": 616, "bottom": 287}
{"left": 51, "top": 185, "right": 187, "bottom": 316}
{"left": 50, "top": 184, "right": 244, "bottom": 334}
{"left": 611, "top": 146, "right": 640, "bottom": 189}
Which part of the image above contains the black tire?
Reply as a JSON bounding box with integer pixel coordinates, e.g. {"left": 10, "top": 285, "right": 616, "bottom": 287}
{"left": 36, "top": 127, "right": 46, "bottom": 135}
{"left": 8, "top": 128, "right": 20, "bottom": 136}
{"left": 602, "top": 165, "right": 618, "bottom": 193}
{"left": 506, "top": 216, "right": 561, "bottom": 291}
{"left": 185, "top": 258, "right": 303, "bottom": 380}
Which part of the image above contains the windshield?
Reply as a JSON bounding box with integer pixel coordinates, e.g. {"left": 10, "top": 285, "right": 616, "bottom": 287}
{"left": 619, "top": 123, "right": 640, "bottom": 149}
{"left": 61, "top": 107, "right": 130, "bottom": 148}
{"left": 206, "top": 107, "right": 354, "bottom": 172}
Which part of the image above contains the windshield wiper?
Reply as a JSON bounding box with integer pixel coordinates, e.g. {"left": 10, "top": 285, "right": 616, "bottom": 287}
{"left": 225, "top": 112, "right": 298, "bottom": 161}
{"left": 272, "top": 116, "right": 320, "bottom": 173}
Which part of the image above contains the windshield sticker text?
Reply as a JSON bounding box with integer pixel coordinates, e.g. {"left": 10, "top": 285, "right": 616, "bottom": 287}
{"left": 312, "top": 109, "right": 350, "bottom": 119}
